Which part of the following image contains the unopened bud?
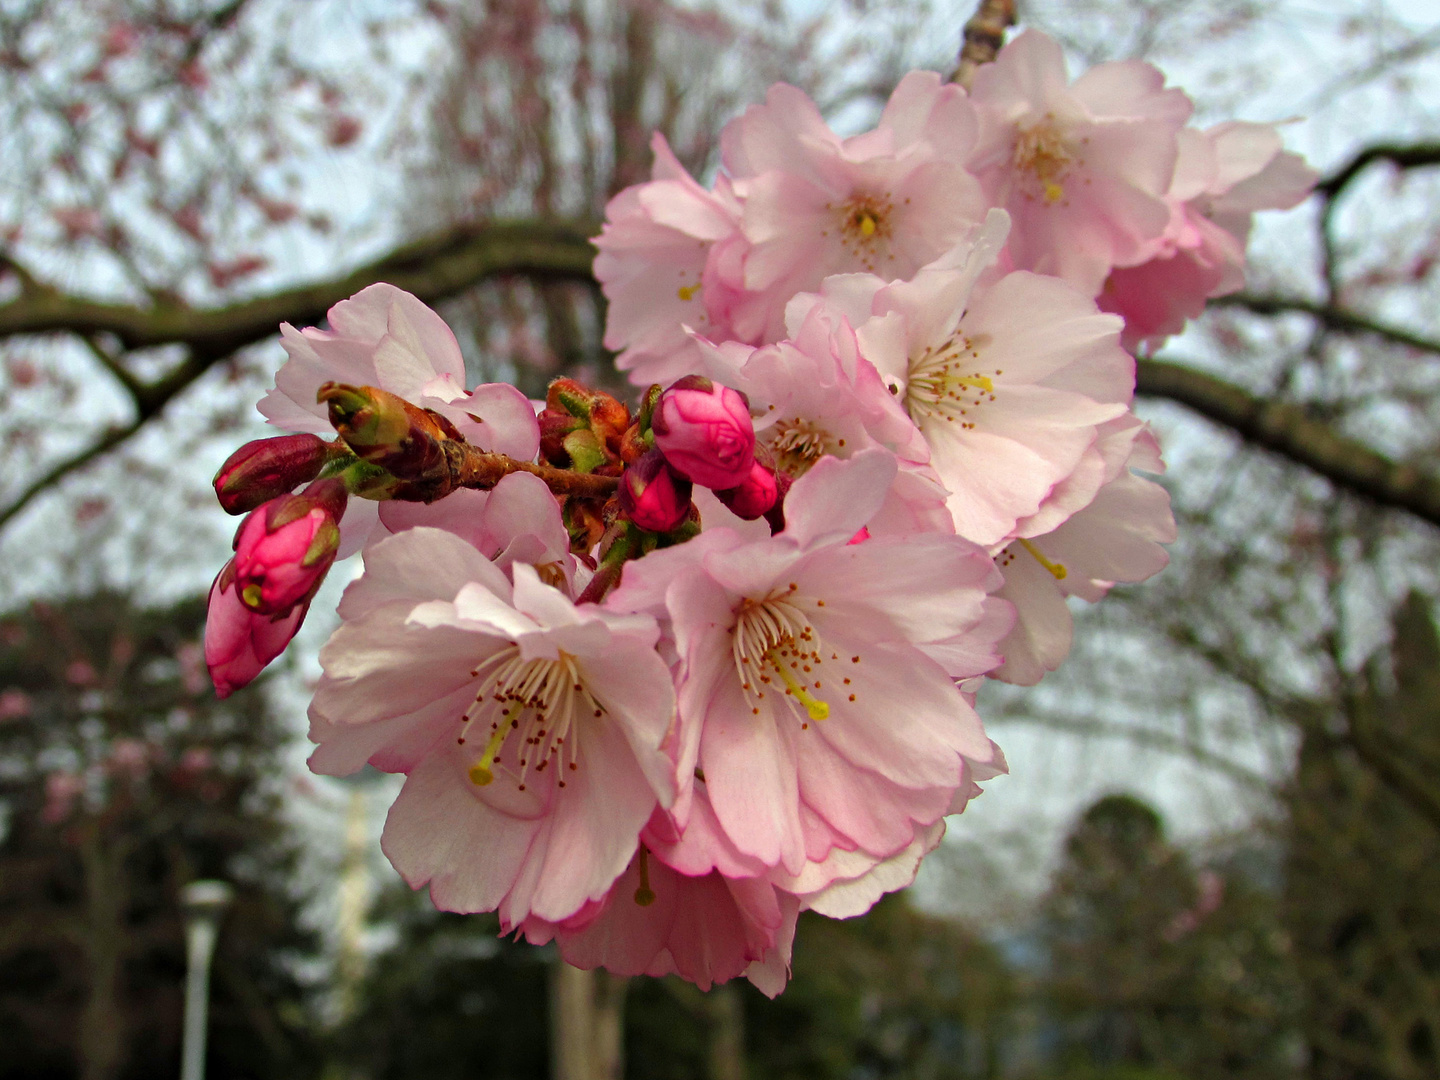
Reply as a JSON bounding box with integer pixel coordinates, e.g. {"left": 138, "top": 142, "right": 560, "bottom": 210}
{"left": 563, "top": 429, "right": 608, "bottom": 474}
{"left": 205, "top": 561, "right": 307, "bottom": 699}
{"left": 714, "top": 460, "right": 779, "bottom": 521}
{"left": 619, "top": 450, "right": 693, "bottom": 533}
{"left": 539, "top": 378, "right": 631, "bottom": 470}
{"left": 652, "top": 376, "right": 755, "bottom": 489}
{"left": 232, "top": 478, "right": 347, "bottom": 616}
{"left": 539, "top": 409, "right": 586, "bottom": 466}
{"left": 318, "top": 382, "right": 454, "bottom": 480}
{"left": 214, "top": 433, "right": 333, "bottom": 514}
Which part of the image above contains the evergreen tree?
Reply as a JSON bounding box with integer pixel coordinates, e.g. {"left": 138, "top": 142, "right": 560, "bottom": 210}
{"left": 1041, "top": 794, "right": 1299, "bottom": 1080}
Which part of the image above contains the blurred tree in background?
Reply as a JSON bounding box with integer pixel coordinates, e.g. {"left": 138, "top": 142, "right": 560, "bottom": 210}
{"left": 1041, "top": 795, "right": 1299, "bottom": 1080}
{"left": 0, "top": 593, "right": 320, "bottom": 1080}
{"left": 1284, "top": 593, "right": 1440, "bottom": 1080}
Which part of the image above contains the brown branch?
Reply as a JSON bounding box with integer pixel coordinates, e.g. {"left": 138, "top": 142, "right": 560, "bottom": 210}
{"left": 0, "top": 420, "right": 145, "bottom": 531}
{"left": 0, "top": 219, "right": 597, "bottom": 353}
{"left": 1315, "top": 141, "right": 1440, "bottom": 201}
{"left": 951, "top": 0, "right": 1016, "bottom": 89}
{"left": 1137, "top": 356, "right": 1440, "bottom": 529}
{"left": 1210, "top": 293, "right": 1440, "bottom": 356}
{"left": 0, "top": 220, "right": 597, "bottom": 529}
{"left": 447, "top": 446, "right": 618, "bottom": 501}
{"left": 79, "top": 336, "right": 146, "bottom": 407}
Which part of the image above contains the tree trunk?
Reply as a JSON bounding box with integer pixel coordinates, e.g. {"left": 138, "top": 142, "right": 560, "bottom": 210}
{"left": 78, "top": 824, "right": 127, "bottom": 1080}
{"left": 706, "top": 982, "right": 746, "bottom": 1080}
{"left": 551, "top": 962, "right": 629, "bottom": 1080}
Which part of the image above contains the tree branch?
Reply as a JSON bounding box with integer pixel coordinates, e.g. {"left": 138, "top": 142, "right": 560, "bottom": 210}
{"left": 1315, "top": 141, "right": 1440, "bottom": 201}
{"left": 0, "top": 219, "right": 597, "bottom": 353}
{"left": 1210, "top": 292, "right": 1440, "bottom": 357}
{"left": 0, "top": 419, "right": 144, "bottom": 530}
{"left": 1137, "top": 357, "right": 1440, "bottom": 529}
{"left": 0, "top": 220, "right": 597, "bottom": 528}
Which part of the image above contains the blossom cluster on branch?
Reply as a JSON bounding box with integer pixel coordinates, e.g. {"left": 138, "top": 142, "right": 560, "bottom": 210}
{"left": 201, "top": 29, "right": 1312, "bottom": 995}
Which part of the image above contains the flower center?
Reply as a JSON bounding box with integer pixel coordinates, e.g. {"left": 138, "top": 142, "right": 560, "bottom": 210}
{"left": 765, "top": 417, "right": 837, "bottom": 478}
{"left": 903, "top": 332, "right": 1001, "bottom": 432}
{"left": 827, "top": 192, "right": 897, "bottom": 273}
{"left": 457, "top": 647, "right": 604, "bottom": 791}
{"left": 1012, "top": 116, "right": 1076, "bottom": 205}
{"left": 731, "top": 586, "right": 859, "bottom": 727}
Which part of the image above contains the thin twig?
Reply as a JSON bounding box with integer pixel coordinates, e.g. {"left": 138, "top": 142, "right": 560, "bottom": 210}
{"left": 1211, "top": 293, "right": 1440, "bottom": 357}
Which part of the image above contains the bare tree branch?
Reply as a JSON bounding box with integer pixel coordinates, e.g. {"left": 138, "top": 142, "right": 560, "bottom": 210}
{"left": 1002, "top": 710, "right": 1273, "bottom": 791}
{"left": 1137, "top": 357, "right": 1440, "bottom": 529}
{"left": 0, "top": 219, "right": 596, "bottom": 354}
{"left": 1210, "top": 292, "right": 1440, "bottom": 357}
{"left": 0, "top": 220, "right": 596, "bottom": 528}
{"left": 1315, "top": 143, "right": 1440, "bottom": 202}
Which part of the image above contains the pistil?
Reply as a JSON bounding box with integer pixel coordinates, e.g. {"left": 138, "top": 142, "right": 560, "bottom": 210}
{"left": 1019, "top": 538, "right": 1068, "bottom": 580}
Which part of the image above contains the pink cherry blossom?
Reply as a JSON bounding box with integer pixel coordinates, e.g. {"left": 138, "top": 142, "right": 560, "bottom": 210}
{"left": 810, "top": 212, "right": 1133, "bottom": 546}
{"left": 308, "top": 526, "right": 677, "bottom": 926}
{"left": 993, "top": 429, "right": 1176, "bottom": 685}
{"left": 520, "top": 846, "right": 798, "bottom": 996}
{"left": 718, "top": 72, "right": 988, "bottom": 342}
{"left": 1099, "top": 122, "right": 1318, "bottom": 350}
{"left": 593, "top": 133, "right": 746, "bottom": 386}
{"left": 607, "top": 451, "right": 1005, "bottom": 876}
{"left": 694, "top": 303, "right": 950, "bottom": 536}
{"left": 258, "top": 284, "right": 540, "bottom": 556}
{"left": 966, "top": 29, "right": 1193, "bottom": 295}
{"left": 378, "top": 471, "right": 579, "bottom": 592}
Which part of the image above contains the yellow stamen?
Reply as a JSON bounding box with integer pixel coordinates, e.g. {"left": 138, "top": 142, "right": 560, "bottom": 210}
{"left": 677, "top": 283, "right": 700, "bottom": 301}
{"left": 1019, "top": 538, "right": 1068, "bottom": 581}
{"left": 241, "top": 583, "right": 263, "bottom": 609}
{"left": 857, "top": 211, "right": 877, "bottom": 237}
{"left": 1043, "top": 181, "right": 1064, "bottom": 204}
{"left": 769, "top": 648, "right": 829, "bottom": 721}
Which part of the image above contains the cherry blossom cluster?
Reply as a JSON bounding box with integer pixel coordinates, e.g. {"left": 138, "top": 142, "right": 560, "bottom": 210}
{"left": 203, "top": 30, "right": 1312, "bottom": 995}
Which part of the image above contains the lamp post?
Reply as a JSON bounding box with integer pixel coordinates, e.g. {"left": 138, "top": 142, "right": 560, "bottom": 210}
{"left": 180, "top": 880, "right": 235, "bottom": 1080}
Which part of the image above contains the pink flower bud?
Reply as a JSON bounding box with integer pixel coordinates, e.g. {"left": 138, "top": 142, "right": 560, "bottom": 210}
{"left": 214, "top": 433, "right": 332, "bottom": 514}
{"left": 652, "top": 375, "right": 755, "bottom": 489}
{"left": 232, "top": 479, "right": 346, "bottom": 616}
{"left": 619, "top": 450, "right": 693, "bottom": 533}
{"left": 205, "top": 561, "right": 307, "bottom": 699}
{"left": 715, "top": 461, "right": 780, "bottom": 521}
